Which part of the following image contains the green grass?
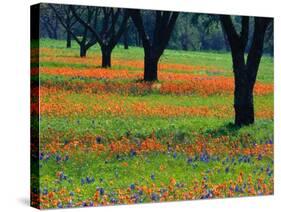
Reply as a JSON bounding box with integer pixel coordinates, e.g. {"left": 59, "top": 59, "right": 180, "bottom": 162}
{"left": 34, "top": 39, "right": 274, "bottom": 207}
{"left": 40, "top": 116, "right": 273, "bottom": 144}
{"left": 38, "top": 39, "right": 273, "bottom": 83}
{"left": 40, "top": 151, "right": 273, "bottom": 197}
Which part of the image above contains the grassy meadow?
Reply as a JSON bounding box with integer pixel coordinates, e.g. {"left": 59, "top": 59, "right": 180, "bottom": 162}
{"left": 31, "top": 39, "right": 274, "bottom": 208}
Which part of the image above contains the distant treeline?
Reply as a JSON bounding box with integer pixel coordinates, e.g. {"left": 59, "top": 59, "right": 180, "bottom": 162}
{"left": 39, "top": 4, "right": 273, "bottom": 55}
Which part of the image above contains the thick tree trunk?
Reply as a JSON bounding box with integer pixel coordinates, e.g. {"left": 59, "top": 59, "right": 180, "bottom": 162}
{"left": 220, "top": 16, "right": 271, "bottom": 127}
{"left": 232, "top": 52, "right": 255, "bottom": 126}
{"left": 144, "top": 50, "right": 159, "bottom": 81}
{"left": 101, "top": 46, "right": 112, "bottom": 68}
{"left": 234, "top": 71, "right": 254, "bottom": 126}
{"left": 66, "top": 30, "right": 71, "bottom": 48}
{"left": 80, "top": 45, "right": 87, "bottom": 57}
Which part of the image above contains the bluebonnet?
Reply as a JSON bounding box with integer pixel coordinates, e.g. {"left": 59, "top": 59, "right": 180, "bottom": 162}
{"left": 225, "top": 167, "right": 230, "bottom": 173}
{"left": 57, "top": 202, "right": 63, "bottom": 208}
{"left": 42, "top": 188, "right": 48, "bottom": 195}
{"left": 130, "top": 183, "right": 135, "bottom": 190}
{"left": 55, "top": 155, "right": 61, "bottom": 162}
{"left": 130, "top": 149, "right": 137, "bottom": 157}
{"left": 99, "top": 188, "right": 105, "bottom": 195}
{"left": 151, "top": 193, "right": 159, "bottom": 201}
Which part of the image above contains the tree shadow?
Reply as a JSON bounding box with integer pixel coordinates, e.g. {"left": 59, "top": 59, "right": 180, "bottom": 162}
{"left": 204, "top": 122, "right": 241, "bottom": 138}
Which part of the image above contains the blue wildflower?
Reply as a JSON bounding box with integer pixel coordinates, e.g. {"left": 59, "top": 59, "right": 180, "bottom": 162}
{"left": 151, "top": 193, "right": 159, "bottom": 201}
{"left": 130, "top": 183, "right": 135, "bottom": 190}
{"left": 57, "top": 202, "right": 63, "bottom": 208}
{"left": 225, "top": 167, "right": 229, "bottom": 173}
{"left": 56, "top": 155, "right": 61, "bottom": 162}
{"left": 235, "top": 185, "right": 240, "bottom": 192}
{"left": 130, "top": 149, "right": 137, "bottom": 157}
{"left": 110, "top": 198, "right": 117, "bottom": 203}
{"left": 42, "top": 188, "right": 48, "bottom": 195}
{"left": 99, "top": 188, "right": 105, "bottom": 195}
{"left": 187, "top": 157, "right": 193, "bottom": 164}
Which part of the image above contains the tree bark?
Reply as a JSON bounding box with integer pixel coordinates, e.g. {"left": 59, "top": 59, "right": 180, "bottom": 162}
{"left": 144, "top": 49, "right": 159, "bottom": 81}
{"left": 70, "top": 6, "right": 129, "bottom": 68}
{"left": 220, "top": 16, "right": 271, "bottom": 126}
{"left": 66, "top": 30, "right": 71, "bottom": 48}
{"left": 80, "top": 45, "right": 87, "bottom": 57}
{"left": 233, "top": 61, "right": 255, "bottom": 126}
{"left": 234, "top": 81, "right": 254, "bottom": 126}
{"left": 129, "top": 9, "right": 178, "bottom": 82}
{"left": 101, "top": 46, "right": 112, "bottom": 68}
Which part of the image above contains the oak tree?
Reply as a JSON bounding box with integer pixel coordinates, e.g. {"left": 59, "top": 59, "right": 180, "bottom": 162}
{"left": 71, "top": 6, "right": 129, "bottom": 68}
{"left": 50, "top": 5, "right": 99, "bottom": 57}
{"left": 220, "top": 15, "right": 272, "bottom": 126}
{"left": 129, "top": 9, "right": 179, "bottom": 81}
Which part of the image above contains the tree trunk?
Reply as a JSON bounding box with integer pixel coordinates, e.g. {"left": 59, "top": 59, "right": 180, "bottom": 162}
{"left": 101, "top": 46, "right": 112, "bottom": 68}
{"left": 66, "top": 30, "right": 71, "bottom": 48}
{"left": 144, "top": 49, "right": 159, "bottom": 81}
{"left": 234, "top": 71, "right": 254, "bottom": 126}
{"left": 220, "top": 16, "right": 271, "bottom": 127}
{"left": 80, "top": 45, "right": 87, "bottom": 57}
{"left": 232, "top": 52, "right": 255, "bottom": 126}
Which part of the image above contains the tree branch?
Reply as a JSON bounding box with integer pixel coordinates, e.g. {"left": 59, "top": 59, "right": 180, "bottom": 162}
{"left": 129, "top": 9, "right": 151, "bottom": 49}
{"left": 70, "top": 5, "right": 103, "bottom": 45}
{"left": 49, "top": 4, "right": 81, "bottom": 44}
{"left": 109, "top": 9, "right": 129, "bottom": 48}
{"left": 220, "top": 15, "right": 241, "bottom": 52}
{"left": 240, "top": 16, "right": 249, "bottom": 51}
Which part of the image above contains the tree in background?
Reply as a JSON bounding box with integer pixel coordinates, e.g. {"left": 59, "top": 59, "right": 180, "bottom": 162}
{"left": 220, "top": 15, "right": 272, "bottom": 126}
{"left": 169, "top": 13, "right": 197, "bottom": 51}
{"left": 71, "top": 6, "right": 129, "bottom": 68}
{"left": 123, "top": 22, "right": 129, "bottom": 49}
{"left": 40, "top": 5, "right": 59, "bottom": 39}
{"left": 48, "top": 4, "right": 78, "bottom": 48}
{"left": 50, "top": 5, "right": 99, "bottom": 57}
{"left": 129, "top": 9, "right": 179, "bottom": 81}
{"left": 263, "top": 21, "right": 274, "bottom": 57}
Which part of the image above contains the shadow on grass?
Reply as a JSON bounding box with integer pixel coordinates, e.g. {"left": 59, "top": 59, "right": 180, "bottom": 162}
{"left": 204, "top": 122, "right": 241, "bottom": 138}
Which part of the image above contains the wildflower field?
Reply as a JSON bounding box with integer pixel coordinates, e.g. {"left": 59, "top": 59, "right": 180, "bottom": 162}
{"left": 31, "top": 39, "right": 274, "bottom": 208}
